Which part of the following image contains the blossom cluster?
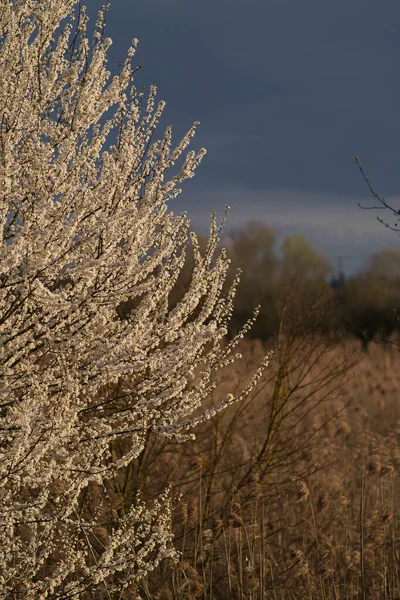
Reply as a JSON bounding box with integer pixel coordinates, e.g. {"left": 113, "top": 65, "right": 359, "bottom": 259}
{"left": 0, "top": 1, "right": 270, "bottom": 596}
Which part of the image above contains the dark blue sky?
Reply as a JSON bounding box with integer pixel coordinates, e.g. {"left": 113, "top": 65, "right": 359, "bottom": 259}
{"left": 88, "top": 0, "right": 400, "bottom": 276}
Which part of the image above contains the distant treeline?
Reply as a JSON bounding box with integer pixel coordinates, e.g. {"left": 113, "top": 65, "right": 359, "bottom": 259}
{"left": 169, "top": 221, "right": 400, "bottom": 350}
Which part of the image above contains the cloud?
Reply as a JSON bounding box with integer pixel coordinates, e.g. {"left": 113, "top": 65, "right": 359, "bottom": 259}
{"left": 180, "top": 184, "right": 389, "bottom": 235}
{"left": 100, "top": 0, "right": 400, "bottom": 275}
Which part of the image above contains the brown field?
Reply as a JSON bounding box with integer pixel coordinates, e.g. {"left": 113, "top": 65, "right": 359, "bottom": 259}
{"left": 74, "top": 293, "right": 400, "bottom": 599}
{"left": 127, "top": 327, "right": 400, "bottom": 599}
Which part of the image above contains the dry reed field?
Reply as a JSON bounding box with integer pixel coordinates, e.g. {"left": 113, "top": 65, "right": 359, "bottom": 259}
{"left": 41, "top": 294, "right": 400, "bottom": 599}
{"left": 15, "top": 294, "right": 400, "bottom": 599}
{"left": 119, "top": 312, "right": 400, "bottom": 599}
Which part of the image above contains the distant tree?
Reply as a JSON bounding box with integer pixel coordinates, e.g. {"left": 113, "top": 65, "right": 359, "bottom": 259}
{"left": 221, "top": 224, "right": 335, "bottom": 341}
{"left": 0, "top": 2, "right": 270, "bottom": 597}
{"left": 336, "top": 248, "right": 400, "bottom": 350}
{"left": 228, "top": 220, "right": 277, "bottom": 267}
{"left": 368, "top": 247, "right": 400, "bottom": 280}
{"left": 226, "top": 221, "right": 280, "bottom": 339}
{"left": 280, "top": 234, "right": 332, "bottom": 283}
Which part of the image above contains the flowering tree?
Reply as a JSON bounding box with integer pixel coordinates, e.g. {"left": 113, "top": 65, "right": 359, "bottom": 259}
{"left": 0, "top": 0, "right": 270, "bottom": 597}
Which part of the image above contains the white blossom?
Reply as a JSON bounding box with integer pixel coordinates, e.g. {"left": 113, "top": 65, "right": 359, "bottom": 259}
{"left": 0, "top": 1, "right": 271, "bottom": 596}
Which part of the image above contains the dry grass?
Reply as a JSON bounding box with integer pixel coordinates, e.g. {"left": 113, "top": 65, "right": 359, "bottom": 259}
{"left": 130, "top": 330, "right": 400, "bottom": 599}
{"left": 57, "top": 292, "right": 400, "bottom": 599}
